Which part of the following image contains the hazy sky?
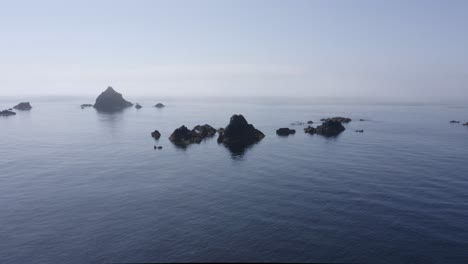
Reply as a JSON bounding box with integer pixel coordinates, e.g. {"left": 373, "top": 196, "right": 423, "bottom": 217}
{"left": 1, "top": 0, "right": 467, "bottom": 99}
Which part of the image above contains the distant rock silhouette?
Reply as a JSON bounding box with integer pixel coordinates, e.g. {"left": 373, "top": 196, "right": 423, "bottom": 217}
{"left": 276, "top": 128, "right": 296, "bottom": 136}
{"left": 154, "top": 103, "right": 165, "bottom": 108}
{"left": 169, "top": 125, "right": 202, "bottom": 146}
{"left": 135, "top": 103, "right": 142, "bottom": 109}
{"left": 320, "top": 117, "right": 352, "bottom": 123}
{"left": 463, "top": 122, "right": 468, "bottom": 126}
{"left": 307, "top": 120, "right": 314, "bottom": 124}
{"left": 0, "top": 109, "right": 16, "bottom": 116}
{"left": 93, "top": 86, "right": 133, "bottom": 111}
{"left": 450, "top": 120, "right": 460, "bottom": 124}
{"left": 218, "top": 114, "right": 265, "bottom": 147}
{"left": 151, "top": 130, "right": 161, "bottom": 140}
{"left": 81, "top": 104, "right": 93, "bottom": 109}
{"left": 154, "top": 146, "right": 163, "bottom": 150}
{"left": 355, "top": 129, "right": 364, "bottom": 133}
{"left": 13, "top": 102, "right": 32, "bottom": 110}
{"left": 291, "top": 121, "right": 304, "bottom": 125}
{"left": 359, "top": 119, "right": 366, "bottom": 121}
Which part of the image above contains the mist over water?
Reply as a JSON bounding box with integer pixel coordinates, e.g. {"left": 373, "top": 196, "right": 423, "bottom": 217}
{"left": 1, "top": 97, "right": 467, "bottom": 263}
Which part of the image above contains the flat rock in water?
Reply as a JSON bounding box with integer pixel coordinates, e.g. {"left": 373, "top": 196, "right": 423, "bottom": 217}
{"left": 276, "top": 128, "right": 296, "bottom": 136}
{"left": 320, "top": 117, "right": 352, "bottom": 123}
{"left": 154, "top": 103, "right": 165, "bottom": 108}
{"left": 13, "top": 102, "right": 32, "bottom": 110}
{"left": 450, "top": 120, "right": 460, "bottom": 124}
{"left": 0, "top": 109, "right": 16, "bottom": 116}
{"left": 81, "top": 104, "right": 93, "bottom": 108}
{"left": 316, "top": 120, "right": 346, "bottom": 136}
{"left": 291, "top": 121, "right": 304, "bottom": 125}
{"left": 93, "top": 86, "right": 133, "bottom": 111}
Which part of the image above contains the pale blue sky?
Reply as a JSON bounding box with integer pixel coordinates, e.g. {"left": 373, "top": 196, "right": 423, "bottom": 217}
{"left": 0, "top": 0, "right": 467, "bottom": 99}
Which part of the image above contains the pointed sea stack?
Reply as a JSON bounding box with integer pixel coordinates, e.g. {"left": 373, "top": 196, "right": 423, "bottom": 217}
{"left": 93, "top": 86, "right": 133, "bottom": 111}
{"left": 219, "top": 115, "right": 265, "bottom": 146}
{"left": 13, "top": 102, "right": 32, "bottom": 110}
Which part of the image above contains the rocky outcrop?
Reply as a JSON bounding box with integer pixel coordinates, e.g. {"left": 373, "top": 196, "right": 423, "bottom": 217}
{"left": 151, "top": 130, "right": 161, "bottom": 140}
{"left": 304, "top": 126, "right": 316, "bottom": 134}
{"left": 154, "top": 103, "right": 165, "bottom": 108}
{"left": 450, "top": 120, "right": 460, "bottom": 124}
{"left": 0, "top": 110, "right": 16, "bottom": 116}
{"left": 93, "top": 86, "right": 133, "bottom": 111}
{"left": 13, "top": 102, "right": 32, "bottom": 110}
{"left": 316, "top": 120, "right": 346, "bottom": 136}
{"left": 169, "top": 125, "right": 202, "bottom": 145}
{"left": 218, "top": 115, "right": 265, "bottom": 146}
{"left": 320, "top": 117, "right": 351, "bottom": 123}
{"left": 193, "top": 124, "right": 217, "bottom": 138}
{"left": 276, "top": 128, "right": 296, "bottom": 136}
{"left": 135, "top": 103, "right": 142, "bottom": 109}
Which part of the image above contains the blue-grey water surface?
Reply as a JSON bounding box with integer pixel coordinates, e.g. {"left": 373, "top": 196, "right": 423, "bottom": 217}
{"left": 1, "top": 97, "right": 467, "bottom": 264}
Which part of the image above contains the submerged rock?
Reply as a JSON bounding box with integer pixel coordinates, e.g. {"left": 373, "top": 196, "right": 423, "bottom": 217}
{"left": 320, "top": 117, "right": 352, "bottom": 123}
{"left": 291, "top": 121, "right": 304, "bottom": 125}
{"left": 13, "top": 102, "right": 32, "bottom": 110}
{"left": 316, "top": 120, "right": 346, "bottom": 136}
{"left": 0, "top": 109, "right": 16, "bottom": 116}
{"left": 135, "top": 103, "right": 142, "bottom": 109}
{"left": 154, "top": 103, "right": 165, "bottom": 108}
{"left": 276, "top": 128, "right": 296, "bottom": 136}
{"left": 81, "top": 104, "right": 93, "bottom": 109}
{"left": 355, "top": 129, "right": 364, "bottom": 133}
{"left": 93, "top": 86, "right": 133, "bottom": 111}
{"left": 359, "top": 119, "right": 366, "bottom": 122}
{"left": 151, "top": 130, "right": 161, "bottom": 140}
{"left": 450, "top": 120, "right": 460, "bottom": 124}
{"left": 169, "top": 125, "right": 202, "bottom": 145}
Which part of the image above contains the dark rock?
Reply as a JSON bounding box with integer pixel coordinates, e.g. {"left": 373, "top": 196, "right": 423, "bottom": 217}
{"left": 93, "top": 86, "right": 133, "bottom": 111}
{"left": 320, "top": 117, "right": 352, "bottom": 123}
{"left": 169, "top": 125, "right": 202, "bottom": 145}
{"left": 135, "top": 103, "right": 142, "bottom": 109}
{"left": 8, "top": 108, "right": 12, "bottom": 110}
{"left": 219, "top": 114, "right": 265, "bottom": 147}
{"left": 355, "top": 129, "right": 364, "bottom": 133}
{"left": 450, "top": 120, "right": 460, "bottom": 124}
{"left": 307, "top": 120, "right": 314, "bottom": 124}
{"left": 276, "top": 128, "right": 296, "bottom": 136}
{"left": 291, "top": 121, "right": 304, "bottom": 125}
{"left": 315, "top": 120, "right": 346, "bottom": 136}
{"left": 158, "top": 146, "right": 163, "bottom": 149}
{"left": 463, "top": 122, "right": 468, "bottom": 126}
{"left": 217, "top": 128, "right": 225, "bottom": 134}
{"left": 154, "top": 146, "right": 163, "bottom": 150}
{"left": 193, "top": 124, "right": 217, "bottom": 138}
{"left": 304, "top": 126, "right": 316, "bottom": 134}
{"left": 13, "top": 102, "right": 32, "bottom": 110}
{"left": 154, "top": 103, "right": 165, "bottom": 108}
{"left": 0, "top": 109, "right": 16, "bottom": 116}
{"left": 151, "top": 130, "right": 161, "bottom": 140}
{"left": 359, "top": 119, "right": 366, "bottom": 121}
{"left": 81, "top": 104, "right": 93, "bottom": 109}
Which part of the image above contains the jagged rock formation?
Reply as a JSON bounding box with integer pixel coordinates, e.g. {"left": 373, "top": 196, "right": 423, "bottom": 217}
{"left": 276, "top": 128, "right": 296, "bottom": 136}
{"left": 93, "top": 86, "right": 133, "bottom": 111}
{"left": 13, "top": 102, "right": 32, "bottom": 110}
{"left": 304, "top": 126, "right": 316, "bottom": 134}
{"left": 193, "top": 124, "right": 217, "bottom": 138}
{"left": 169, "top": 125, "right": 203, "bottom": 145}
{"left": 217, "top": 115, "right": 265, "bottom": 146}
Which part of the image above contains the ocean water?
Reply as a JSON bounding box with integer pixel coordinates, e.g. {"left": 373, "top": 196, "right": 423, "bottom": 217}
{"left": 1, "top": 97, "right": 467, "bottom": 264}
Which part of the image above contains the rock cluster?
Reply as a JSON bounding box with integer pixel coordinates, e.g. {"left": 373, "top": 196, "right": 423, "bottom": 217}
{"left": 276, "top": 128, "right": 296, "bottom": 136}
{"left": 13, "top": 102, "right": 32, "bottom": 110}
{"left": 0, "top": 109, "right": 16, "bottom": 116}
{"left": 93, "top": 86, "right": 133, "bottom": 111}
{"left": 304, "top": 120, "right": 346, "bottom": 137}
{"left": 169, "top": 124, "right": 217, "bottom": 146}
{"left": 320, "top": 117, "right": 352, "bottom": 123}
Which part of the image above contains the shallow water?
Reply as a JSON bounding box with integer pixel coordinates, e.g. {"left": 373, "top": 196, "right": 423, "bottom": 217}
{"left": 1, "top": 97, "right": 467, "bottom": 263}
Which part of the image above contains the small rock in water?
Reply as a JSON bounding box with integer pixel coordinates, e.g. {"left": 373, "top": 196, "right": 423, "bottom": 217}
{"left": 291, "top": 121, "right": 304, "bottom": 125}
{"left": 154, "top": 103, "right": 165, "bottom": 108}
{"left": 13, "top": 102, "right": 32, "bottom": 110}
{"left": 359, "top": 119, "right": 366, "bottom": 121}
{"left": 0, "top": 109, "right": 16, "bottom": 116}
{"left": 151, "top": 130, "right": 161, "bottom": 140}
{"left": 463, "top": 122, "right": 468, "bottom": 126}
{"left": 276, "top": 128, "right": 296, "bottom": 136}
{"left": 355, "top": 130, "right": 364, "bottom": 133}
{"left": 154, "top": 146, "right": 163, "bottom": 150}
{"left": 450, "top": 120, "right": 460, "bottom": 124}
{"left": 135, "top": 103, "right": 142, "bottom": 109}
{"left": 307, "top": 121, "right": 314, "bottom": 124}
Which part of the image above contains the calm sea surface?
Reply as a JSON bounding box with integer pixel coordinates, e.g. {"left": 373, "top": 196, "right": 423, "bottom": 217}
{"left": 1, "top": 97, "right": 467, "bottom": 264}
